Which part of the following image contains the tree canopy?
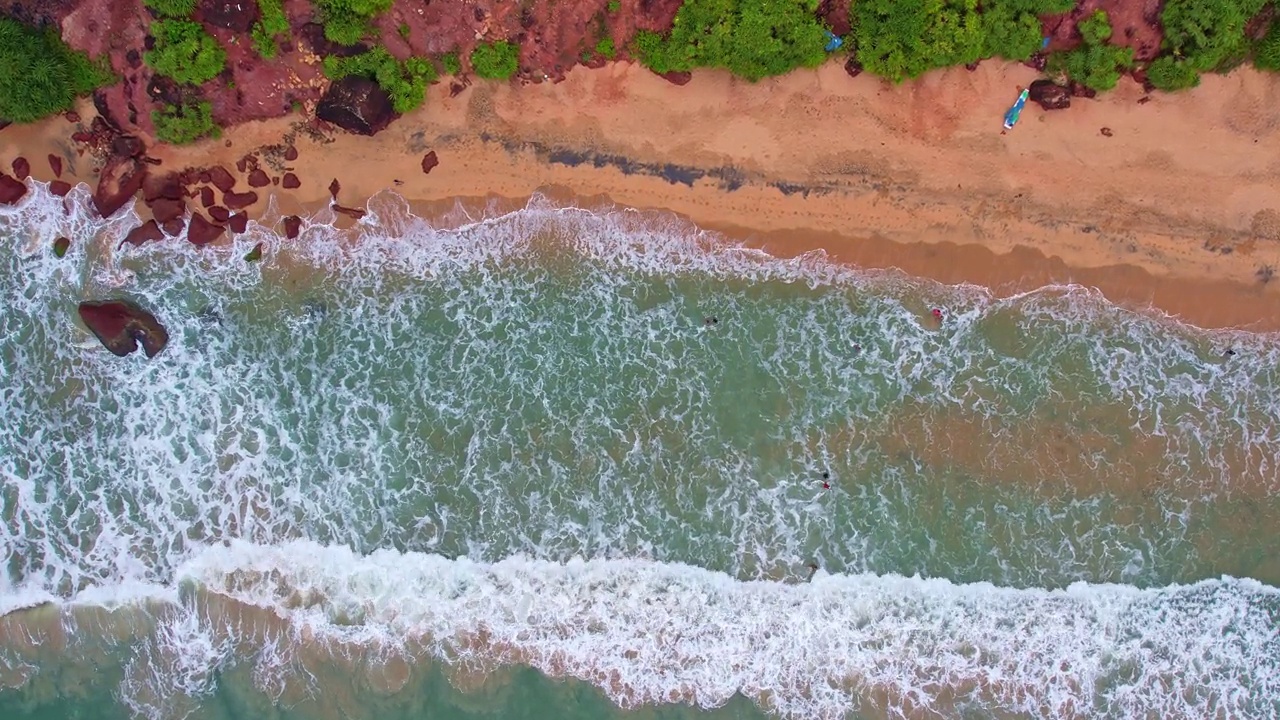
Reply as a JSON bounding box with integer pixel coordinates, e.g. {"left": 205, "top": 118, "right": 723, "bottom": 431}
{"left": 0, "top": 18, "right": 114, "bottom": 123}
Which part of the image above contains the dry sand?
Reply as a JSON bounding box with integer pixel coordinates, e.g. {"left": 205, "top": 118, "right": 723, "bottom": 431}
{"left": 5, "top": 60, "right": 1280, "bottom": 329}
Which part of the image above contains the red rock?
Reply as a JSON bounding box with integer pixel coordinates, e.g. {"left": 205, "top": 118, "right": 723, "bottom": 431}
{"left": 328, "top": 178, "right": 340, "bottom": 198}
{"left": 92, "top": 157, "right": 148, "bottom": 218}
{"left": 143, "top": 173, "right": 185, "bottom": 203}
{"left": 120, "top": 219, "right": 165, "bottom": 248}
{"left": 317, "top": 76, "right": 396, "bottom": 136}
{"left": 198, "top": 170, "right": 211, "bottom": 184}
{"left": 655, "top": 70, "right": 692, "bottom": 85}
{"left": 199, "top": 186, "right": 216, "bottom": 208}
{"left": 49, "top": 180, "right": 72, "bottom": 197}
{"left": 228, "top": 212, "right": 248, "bottom": 233}
{"left": 0, "top": 173, "right": 27, "bottom": 205}
{"left": 112, "top": 135, "right": 145, "bottom": 158}
{"left": 162, "top": 218, "right": 186, "bottom": 236}
{"left": 222, "top": 190, "right": 258, "bottom": 210}
{"left": 283, "top": 215, "right": 301, "bottom": 239}
{"left": 53, "top": 237, "right": 70, "bottom": 257}
{"left": 187, "top": 213, "right": 225, "bottom": 246}
{"left": 77, "top": 300, "right": 169, "bottom": 358}
{"left": 206, "top": 166, "right": 236, "bottom": 193}
{"left": 247, "top": 169, "right": 271, "bottom": 188}
{"left": 421, "top": 151, "right": 438, "bottom": 175}
{"left": 208, "top": 206, "right": 231, "bottom": 223}
{"left": 282, "top": 173, "right": 301, "bottom": 189}
{"left": 235, "top": 157, "right": 248, "bottom": 173}
{"left": 48, "top": 154, "right": 63, "bottom": 177}
{"left": 284, "top": 146, "right": 298, "bottom": 161}
{"left": 844, "top": 57, "right": 863, "bottom": 78}
{"left": 65, "top": 111, "right": 81, "bottom": 123}
{"left": 149, "top": 197, "right": 186, "bottom": 223}
{"left": 333, "top": 204, "right": 365, "bottom": 220}
{"left": 12, "top": 157, "right": 30, "bottom": 180}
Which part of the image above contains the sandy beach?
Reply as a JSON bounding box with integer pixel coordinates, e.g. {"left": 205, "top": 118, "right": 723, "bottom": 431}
{"left": 4, "top": 59, "right": 1280, "bottom": 329}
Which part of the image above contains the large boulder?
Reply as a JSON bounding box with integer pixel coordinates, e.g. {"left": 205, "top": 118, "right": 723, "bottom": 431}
{"left": 77, "top": 300, "right": 169, "bottom": 358}
{"left": 187, "top": 212, "right": 225, "bottom": 246}
{"left": 1029, "top": 80, "right": 1071, "bottom": 111}
{"left": 0, "top": 172, "right": 26, "bottom": 205}
{"left": 317, "top": 76, "right": 396, "bottom": 136}
{"left": 93, "top": 156, "right": 148, "bottom": 219}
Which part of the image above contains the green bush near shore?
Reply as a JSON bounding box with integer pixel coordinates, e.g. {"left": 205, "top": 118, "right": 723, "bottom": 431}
{"left": 1146, "top": 55, "right": 1201, "bottom": 90}
{"left": 596, "top": 37, "right": 616, "bottom": 60}
{"left": 152, "top": 101, "right": 219, "bottom": 144}
{"left": 1256, "top": 19, "right": 1280, "bottom": 71}
{"left": 0, "top": 18, "right": 114, "bottom": 123}
{"left": 146, "top": 20, "right": 227, "bottom": 85}
{"left": 312, "top": 0, "right": 392, "bottom": 45}
{"left": 440, "top": 52, "right": 461, "bottom": 76}
{"left": 323, "top": 47, "right": 436, "bottom": 113}
{"left": 252, "top": 0, "right": 290, "bottom": 59}
{"left": 853, "top": 0, "right": 984, "bottom": 82}
{"left": 471, "top": 40, "right": 520, "bottom": 79}
{"left": 144, "top": 0, "right": 197, "bottom": 18}
{"left": 1159, "top": 0, "right": 1268, "bottom": 73}
{"left": 1048, "top": 11, "right": 1133, "bottom": 92}
{"left": 633, "top": 0, "right": 827, "bottom": 81}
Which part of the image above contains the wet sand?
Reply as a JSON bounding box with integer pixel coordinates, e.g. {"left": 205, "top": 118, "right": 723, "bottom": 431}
{"left": 4, "top": 60, "right": 1280, "bottom": 329}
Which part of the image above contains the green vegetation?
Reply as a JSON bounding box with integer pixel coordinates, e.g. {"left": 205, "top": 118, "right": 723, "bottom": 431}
{"left": 144, "top": 0, "right": 198, "bottom": 18}
{"left": 440, "top": 51, "right": 461, "bottom": 75}
{"left": 853, "top": 0, "right": 984, "bottom": 82}
{"left": 323, "top": 47, "right": 436, "bottom": 112}
{"left": 470, "top": 40, "right": 520, "bottom": 79}
{"left": 311, "top": 0, "right": 392, "bottom": 45}
{"left": 252, "top": 0, "right": 290, "bottom": 59}
{"left": 152, "top": 101, "right": 219, "bottom": 144}
{"left": 1146, "top": 55, "right": 1200, "bottom": 90}
{"left": 608, "top": 0, "right": 621, "bottom": 12}
{"left": 1256, "top": 18, "right": 1280, "bottom": 71}
{"left": 1048, "top": 11, "right": 1133, "bottom": 92}
{"left": 0, "top": 18, "right": 114, "bottom": 123}
{"left": 1077, "top": 10, "right": 1112, "bottom": 46}
{"left": 633, "top": 0, "right": 827, "bottom": 81}
{"left": 146, "top": 20, "right": 227, "bottom": 85}
{"left": 1159, "top": 0, "right": 1267, "bottom": 78}
{"left": 398, "top": 22, "right": 411, "bottom": 41}
{"left": 596, "top": 37, "right": 616, "bottom": 60}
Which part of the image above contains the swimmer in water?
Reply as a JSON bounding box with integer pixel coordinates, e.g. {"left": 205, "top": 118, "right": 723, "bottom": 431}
{"left": 821, "top": 471, "right": 830, "bottom": 490}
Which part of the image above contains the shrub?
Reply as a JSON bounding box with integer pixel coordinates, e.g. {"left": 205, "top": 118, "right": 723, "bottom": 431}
{"left": 471, "top": 40, "right": 520, "bottom": 79}
{"left": 398, "top": 23, "right": 411, "bottom": 40}
{"left": 144, "top": 0, "right": 198, "bottom": 18}
{"left": 596, "top": 37, "right": 616, "bottom": 60}
{"left": 152, "top": 101, "right": 219, "bottom": 144}
{"left": 440, "top": 51, "right": 461, "bottom": 75}
{"left": 1159, "top": 0, "right": 1268, "bottom": 72}
{"left": 1077, "top": 10, "right": 1112, "bottom": 46}
{"left": 1146, "top": 55, "right": 1200, "bottom": 90}
{"left": 1256, "top": 19, "right": 1280, "bottom": 71}
{"left": 978, "top": 0, "right": 1076, "bottom": 61}
{"left": 252, "top": 0, "right": 290, "bottom": 59}
{"left": 323, "top": 47, "right": 436, "bottom": 113}
{"left": 146, "top": 20, "right": 227, "bottom": 85}
{"left": 312, "top": 0, "right": 392, "bottom": 45}
{"left": 635, "top": 0, "right": 827, "bottom": 81}
{"left": 608, "top": 0, "right": 621, "bottom": 12}
{"left": 1051, "top": 43, "right": 1134, "bottom": 91}
{"left": 0, "top": 18, "right": 114, "bottom": 123}
{"left": 854, "top": 0, "right": 985, "bottom": 82}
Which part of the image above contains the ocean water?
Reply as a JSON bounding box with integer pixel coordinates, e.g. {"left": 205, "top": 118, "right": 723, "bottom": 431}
{"left": 1, "top": 183, "right": 1278, "bottom": 720}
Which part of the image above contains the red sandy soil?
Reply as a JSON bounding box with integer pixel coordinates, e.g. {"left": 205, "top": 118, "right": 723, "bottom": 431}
{"left": 1044, "top": 0, "right": 1164, "bottom": 61}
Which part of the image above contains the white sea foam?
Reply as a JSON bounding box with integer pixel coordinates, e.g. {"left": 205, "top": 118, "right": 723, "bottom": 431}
{"left": 3, "top": 180, "right": 1280, "bottom": 719}
{"left": 169, "top": 540, "right": 1279, "bottom": 720}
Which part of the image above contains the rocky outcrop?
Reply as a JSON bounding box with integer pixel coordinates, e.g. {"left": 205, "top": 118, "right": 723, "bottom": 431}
{"left": 120, "top": 219, "right": 164, "bottom": 248}
{"left": 282, "top": 172, "right": 300, "bottom": 189}
{"left": 205, "top": 166, "right": 236, "bottom": 193}
{"left": 187, "top": 212, "right": 225, "bottom": 246}
{"left": 317, "top": 76, "right": 395, "bottom": 136}
{"left": 199, "top": 0, "right": 259, "bottom": 32}
{"left": 149, "top": 197, "right": 186, "bottom": 223}
{"left": 111, "top": 135, "right": 145, "bottom": 158}
{"left": 77, "top": 300, "right": 169, "bottom": 358}
{"left": 12, "top": 157, "right": 30, "bottom": 180}
{"left": 421, "top": 151, "right": 438, "bottom": 174}
{"left": 92, "top": 156, "right": 148, "bottom": 218}
{"left": 248, "top": 169, "right": 271, "bottom": 187}
{"left": 48, "top": 154, "right": 63, "bottom": 177}
{"left": 654, "top": 70, "right": 692, "bottom": 86}
{"left": 0, "top": 173, "right": 26, "bottom": 205}
{"left": 208, "top": 206, "right": 230, "bottom": 223}
{"left": 227, "top": 212, "right": 248, "bottom": 234}
{"left": 333, "top": 204, "right": 366, "bottom": 220}
{"left": 223, "top": 190, "right": 258, "bottom": 210}
{"left": 49, "top": 180, "right": 72, "bottom": 197}
{"left": 53, "top": 237, "right": 70, "bottom": 258}
{"left": 283, "top": 215, "right": 301, "bottom": 239}
{"left": 1029, "top": 80, "right": 1071, "bottom": 111}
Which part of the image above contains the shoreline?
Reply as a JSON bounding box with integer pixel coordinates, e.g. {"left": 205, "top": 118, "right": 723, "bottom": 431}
{"left": 3, "top": 60, "right": 1280, "bottom": 330}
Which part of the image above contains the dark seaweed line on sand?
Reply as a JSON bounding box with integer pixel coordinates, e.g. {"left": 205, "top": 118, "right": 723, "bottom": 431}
{"left": 478, "top": 132, "right": 834, "bottom": 198}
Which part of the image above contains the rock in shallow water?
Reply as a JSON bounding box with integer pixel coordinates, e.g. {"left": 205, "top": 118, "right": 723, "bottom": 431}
{"left": 77, "top": 300, "right": 169, "bottom": 358}
{"left": 0, "top": 172, "right": 26, "bottom": 205}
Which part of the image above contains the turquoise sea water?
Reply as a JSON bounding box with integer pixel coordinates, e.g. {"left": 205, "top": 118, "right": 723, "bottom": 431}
{"left": 1, "top": 184, "right": 1278, "bottom": 720}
